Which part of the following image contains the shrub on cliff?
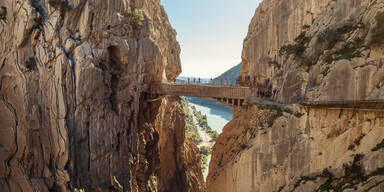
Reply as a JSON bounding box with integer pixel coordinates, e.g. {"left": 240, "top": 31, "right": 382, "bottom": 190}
{"left": 318, "top": 28, "right": 342, "bottom": 50}
{"left": 279, "top": 44, "right": 306, "bottom": 57}
{"left": 279, "top": 32, "right": 311, "bottom": 58}
{"left": 199, "top": 146, "right": 212, "bottom": 170}
{"left": 199, "top": 146, "right": 211, "bottom": 156}
{"left": 369, "top": 12, "right": 384, "bottom": 46}
{"left": 129, "top": 9, "right": 145, "bottom": 27}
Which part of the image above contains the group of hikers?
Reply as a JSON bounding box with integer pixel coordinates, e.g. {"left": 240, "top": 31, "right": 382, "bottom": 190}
{"left": 257, "top": 78, "right": 278, "bottom": 99}
{"left": 186, "top": 77, "right": 232, "bottom": 86}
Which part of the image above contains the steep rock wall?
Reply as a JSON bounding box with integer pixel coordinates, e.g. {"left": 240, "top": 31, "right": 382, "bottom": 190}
{"left": 242, "top": 0, "right": 384, "bottom": 102}
{"left": 207, "top": 106, "right": 384, "bottom": 192}
{"left": 0, "top": 0, "right": 204, "bottom": 191}
{"left": 208, "top": 0, "right": 384, "bottom": 191}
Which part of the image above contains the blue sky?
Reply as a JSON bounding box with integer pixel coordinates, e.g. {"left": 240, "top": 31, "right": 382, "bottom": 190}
{"left": 162, "top": 0, "right": 262, "bottom": 78}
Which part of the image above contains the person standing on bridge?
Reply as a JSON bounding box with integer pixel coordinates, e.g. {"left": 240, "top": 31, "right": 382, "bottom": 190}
{"left": 198, "top": 78, "right": 201, "bottom": 84}
{"left": 193, "top": 78, "right": 196, "bottom": 84}
{"left": 188, "top": 78, "right": 190, "bottom": 84}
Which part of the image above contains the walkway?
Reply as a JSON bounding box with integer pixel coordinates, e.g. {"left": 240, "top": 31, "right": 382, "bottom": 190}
{"left": 301, "top": 99, "right": 384, "bottom": 112}
{"left": 150, "top": 83, "right": 252, "bottom": 106}
{"left": 148, "top": 82, "right": 384, "bottom": 111}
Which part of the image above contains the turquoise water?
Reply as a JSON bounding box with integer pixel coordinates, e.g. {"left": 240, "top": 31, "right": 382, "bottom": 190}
{"left": 189, "top": 102, "right": 232, "bottom": 134}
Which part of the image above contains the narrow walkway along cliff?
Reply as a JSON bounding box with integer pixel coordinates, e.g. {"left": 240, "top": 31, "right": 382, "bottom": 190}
{"left": 1, "top": 0, "right": 384, "bottom": 192}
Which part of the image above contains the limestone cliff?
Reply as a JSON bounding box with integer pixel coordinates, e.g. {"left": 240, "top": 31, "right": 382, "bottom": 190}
{"left": 242, "top": 0, "right": 384, "bottom": 102}
{"left": 0, "top": 0, "right": 204, "bottom": 191}
{"left": 208, "top": 105, "right": 384, "bottom": 191}
{"left": 208, "top": 0, "right": 384, "bottom": 191}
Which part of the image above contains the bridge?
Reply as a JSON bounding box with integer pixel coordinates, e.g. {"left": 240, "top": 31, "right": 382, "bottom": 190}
{"left": 148, "top": 82, "right": 384, "bottom": 111}
{"left": 149, "top": 83, "right": 252, "bottom": 106}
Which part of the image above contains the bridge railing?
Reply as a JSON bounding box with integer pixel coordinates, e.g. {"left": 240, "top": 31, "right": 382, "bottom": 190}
{"left": 173, "top": 79, "right": 240, "bottom": 87}
{"left": 150, "top": 83, "right": 248, "bottom": 99}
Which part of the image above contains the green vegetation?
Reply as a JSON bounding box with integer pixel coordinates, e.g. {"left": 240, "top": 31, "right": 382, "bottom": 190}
{"left": 334, "top": 43, "right": 363, "bottom": 61}
{"left": 279, "top": 44, "right": 306, "bottom": 57}
{"left": 181, "top": 98, "right": 215, "bottom": 173}
{"left": 369, "top": 12, "right": 384, "bottom": 46}
{"left": 191, "top": 106, "right": 219, "bottom": 140}
{"left": 199, "top": 146, "right": 211, "bottom": 171}
{"left": 279, "top": 31, "right": 312, "bottom": 57}
{"left": 314, "top": 154, "right": 367, "bottom": 191}
{"left": 371, "top": 139, "right": 384, "bottom": 152}
{"left": 317, "top": 21, "right": 367, "bottom": 65}
{"left": 253, "top": 104, "right": 294, "bottom": 127}
{"left": 323, "top": 54, "right": 333, "bottom": 64}
{"left": 181, "top": 98, "right": 202, "bottom": 144}
{"left": 321, "top": 66, "right": 330, "bottom": 77}
{"left": 318, "top": 21, "right": 366, "bottom": 50}
{"left": 322, "top": 37, "right": 365, "bottom": 64}
{"left": 279, "top": 31, "right": 318, "bottom": 68}
{"left": 295, "top": 31, "right": 312, "bottom": 45}
{"left": 318, "top": 29, "right": 342, "bottom": 49}
{"left": 282, "top": 152, "right": 384, "bottom": 191}
{"left": 129, "top": 9, "right": 145, "bottom": 27}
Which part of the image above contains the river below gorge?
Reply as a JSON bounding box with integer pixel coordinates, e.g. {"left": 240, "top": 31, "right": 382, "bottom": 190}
{"left": 187, "top": 97, "right": 233, "bottom": 178}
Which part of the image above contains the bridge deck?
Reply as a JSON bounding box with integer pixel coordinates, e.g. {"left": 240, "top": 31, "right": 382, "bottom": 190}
{"left": 150, "top": 83, "right": 249, "bottom": 99}
{"left": 149, "top": 83, "right": 383, "bottom": 110}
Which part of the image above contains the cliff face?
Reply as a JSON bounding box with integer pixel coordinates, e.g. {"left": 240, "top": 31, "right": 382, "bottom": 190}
{"left": 242, "top": 0, "right": 384, "bottom": 102}
{"left": 0, "top": 0, "right": 204, "bottom": 191}
{"left": 208, "top": 0, "right": 384, "bottom": 191}
{"left": 208, "top": 105, "right": 384, "bottom": 192}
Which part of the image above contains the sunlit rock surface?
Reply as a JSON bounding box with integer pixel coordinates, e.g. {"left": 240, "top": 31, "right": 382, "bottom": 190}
{"left": 208, "top": 0, "right": 384, "bottom": 191}
{"left": 0, "top": 0, "right": 204, "bottom": 191}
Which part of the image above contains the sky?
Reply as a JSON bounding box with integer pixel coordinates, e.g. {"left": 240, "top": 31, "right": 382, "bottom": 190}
{"left": 161, "top": 0, "right": 262, "bottom": 78}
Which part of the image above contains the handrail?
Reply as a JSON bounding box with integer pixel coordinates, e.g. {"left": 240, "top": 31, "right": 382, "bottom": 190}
{"left": 149, "top": 83, "right": 384, "bottom": 109}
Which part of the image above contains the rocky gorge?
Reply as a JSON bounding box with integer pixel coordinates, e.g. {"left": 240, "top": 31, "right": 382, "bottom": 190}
{"left": 1, "top": 0, "right": 384, "bottom": 192}
{"left": 0, "top": 0, "right": 205, "bottom": 191}
{"left": 207, "top": 0, "right": 384, "bottom": 191}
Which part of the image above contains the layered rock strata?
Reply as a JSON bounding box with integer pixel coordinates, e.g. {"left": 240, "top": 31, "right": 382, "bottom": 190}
{"left": 0, "top": 0, "right": 204, "bottom": 191}
{"left": 208, "top": 0, "right": 384, "bottom": 191}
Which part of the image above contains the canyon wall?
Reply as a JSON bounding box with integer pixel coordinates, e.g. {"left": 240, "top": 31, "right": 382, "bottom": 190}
{"left": 0, "top": 0, "right": 204, "bottom": 191}
{"left": 208, "top": 105, "right": 384, "bottom": 191}
{"left": 242, "top": 0, "right": 384, "bottom": 103}
{"left": 208, "top": 0, "right": 384, "bottom": 191}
